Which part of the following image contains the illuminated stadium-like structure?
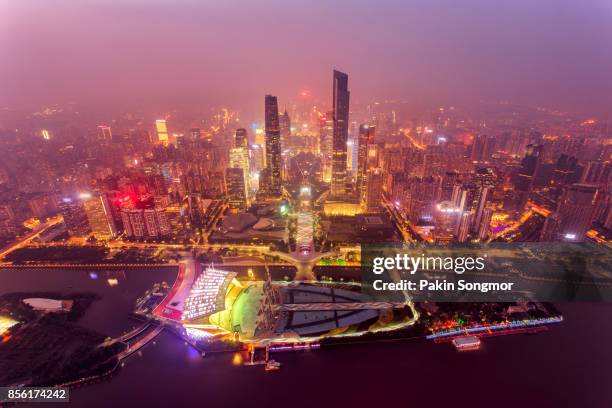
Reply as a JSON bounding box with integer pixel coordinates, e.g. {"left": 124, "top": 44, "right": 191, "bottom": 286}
{"left": 179, "top": 265, "right": 416, "bottom": 344}
{"left": 181, "top": 268, "right": 236, "bottom": 321}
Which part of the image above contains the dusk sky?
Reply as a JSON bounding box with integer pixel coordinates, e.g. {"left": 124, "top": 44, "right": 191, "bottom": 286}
{"left": 2, "top": 0, "right": 612, "bottom": 115}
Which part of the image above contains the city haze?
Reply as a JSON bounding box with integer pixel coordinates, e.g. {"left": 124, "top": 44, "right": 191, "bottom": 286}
{"left": 1, "top": 0, "right": 612, "bottom": 115}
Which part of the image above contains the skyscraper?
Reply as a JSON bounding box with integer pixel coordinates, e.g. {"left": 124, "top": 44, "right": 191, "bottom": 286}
{"left": 357, "top": 124, "right": 375, "bottom": 205}
{"left": 264, "top": 95, "right": 282, "bottom": 197}
{"left": 155, "top": 119, "right": 169, "bottom": 146}
{"left": 230, "top": 145, "right": 251, "bottom": 201}
{"left": 319, "top": 111, "right": 334, "bottom": 182}
{"left": 331, "top": 70, "right": 350, "bottom": 197}
{"left": 226, "top": 168, "right": 248, "bottom": 210}
{"left": 365, "top": 169, "right": 383, "bottom": 213}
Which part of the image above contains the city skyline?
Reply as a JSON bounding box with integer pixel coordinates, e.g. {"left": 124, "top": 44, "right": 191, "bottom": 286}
{"left": 0, "top": 2, "right": 611, "bottom": 407}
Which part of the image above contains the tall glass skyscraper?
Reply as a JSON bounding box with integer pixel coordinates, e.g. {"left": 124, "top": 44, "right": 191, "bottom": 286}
{"left": 331, "top": 70, "right": 350, "bottom": 197}
{"left": 357, "top": 124, "right": 375, "bottom": 203}
{"left": 264, "top": 95, "right": 282, "bottom": 197}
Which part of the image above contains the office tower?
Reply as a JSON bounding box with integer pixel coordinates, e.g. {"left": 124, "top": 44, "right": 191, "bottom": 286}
{"left": 557, "top": 184, "right": 598, "bottom": 241}
{"left": 155, "top": 119, "right": 169, "bottom": 146}
{"left": 230, "top": 146, "right": 251, "bottom": 200}
{"left": 97, "top": 125, "right": 112, "bottom": 142}
{"left": 357, "top": 124, "right": 375, "bottom": 204}
{"left": 235, "top": 128, "right": 248, "bottom": 148}
{"left": 279, "top": 108, "right": 291, "bottom": 148}
{"left": 331, "top": 70, "right": 350, "bottom": 197}
{"left": 82, "top": 194, "right": 118, "bottom": 239}
{"left": 365, "top": 169, "right": 383, "bottom": 213}
{"left": 264, "top": 95, "right": 282, "bottom": 197}
{"left": 226, "top": 168, "right": 248, "bottom": 210}
{"left": 346, "top": 139, "right": 355, "bottom": 177}
{"left": 230, "top": 147, "right": 250, "bottom": 176}
{"left": 477, "top": 207, "right": 493, "bottom": 241}
{"left": 319, "top": 111, "right": 334, "bottom": 182}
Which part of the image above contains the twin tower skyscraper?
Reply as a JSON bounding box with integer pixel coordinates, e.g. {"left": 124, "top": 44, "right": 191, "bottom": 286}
{"left": 264, "top": 70, "right": 350, "bottom": 199}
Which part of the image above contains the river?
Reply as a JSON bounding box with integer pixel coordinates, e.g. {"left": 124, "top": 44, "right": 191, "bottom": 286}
{"left": 1, "top": 267, "right": 611, "bottom": 407}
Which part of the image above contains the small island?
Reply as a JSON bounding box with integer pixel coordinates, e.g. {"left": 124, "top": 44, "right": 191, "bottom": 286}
{"left": 0, "top": 292, "right": 126, "bottom": 387}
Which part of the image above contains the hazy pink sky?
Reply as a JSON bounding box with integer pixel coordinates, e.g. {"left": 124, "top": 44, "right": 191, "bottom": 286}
{"left": 1, "top": 0, "right": 611, "bottom": 115}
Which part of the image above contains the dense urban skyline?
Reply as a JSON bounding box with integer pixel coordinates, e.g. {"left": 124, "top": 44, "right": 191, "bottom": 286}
{"left": 0, "top": 2, "right": 611, "bottom": 407}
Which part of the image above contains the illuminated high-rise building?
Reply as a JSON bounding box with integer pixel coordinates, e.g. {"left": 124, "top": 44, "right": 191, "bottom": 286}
{"left": 319, "top": 111, "right": 334, "bottom": 182}
{"left": 365, "top": 169, "right": 383, "bottom": 213}
{"left": 357, "top": 124, "right": 375, "bottom": 204}
{"left": 264, "top": 95, "right": 282, "bottom": 197}
{"left": 331, "top": 70, "right": 350, "bottom": 197}
{"left": 226, "top": 168, "right": 248, "bottom": 210}
{"left": 155, "top": 119, "right": 169, "bottom": 146}
{"left": 97, "top": 125, "right": 112, "bottom": 142}
{"left": 230, "top": 146, "right": 251, "bottom": 200}
{"left": 82, "top": 193, "right": 118, "bottom": 239}
{"left": 346, "top": 139, "right": 355, "bottom": 177}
